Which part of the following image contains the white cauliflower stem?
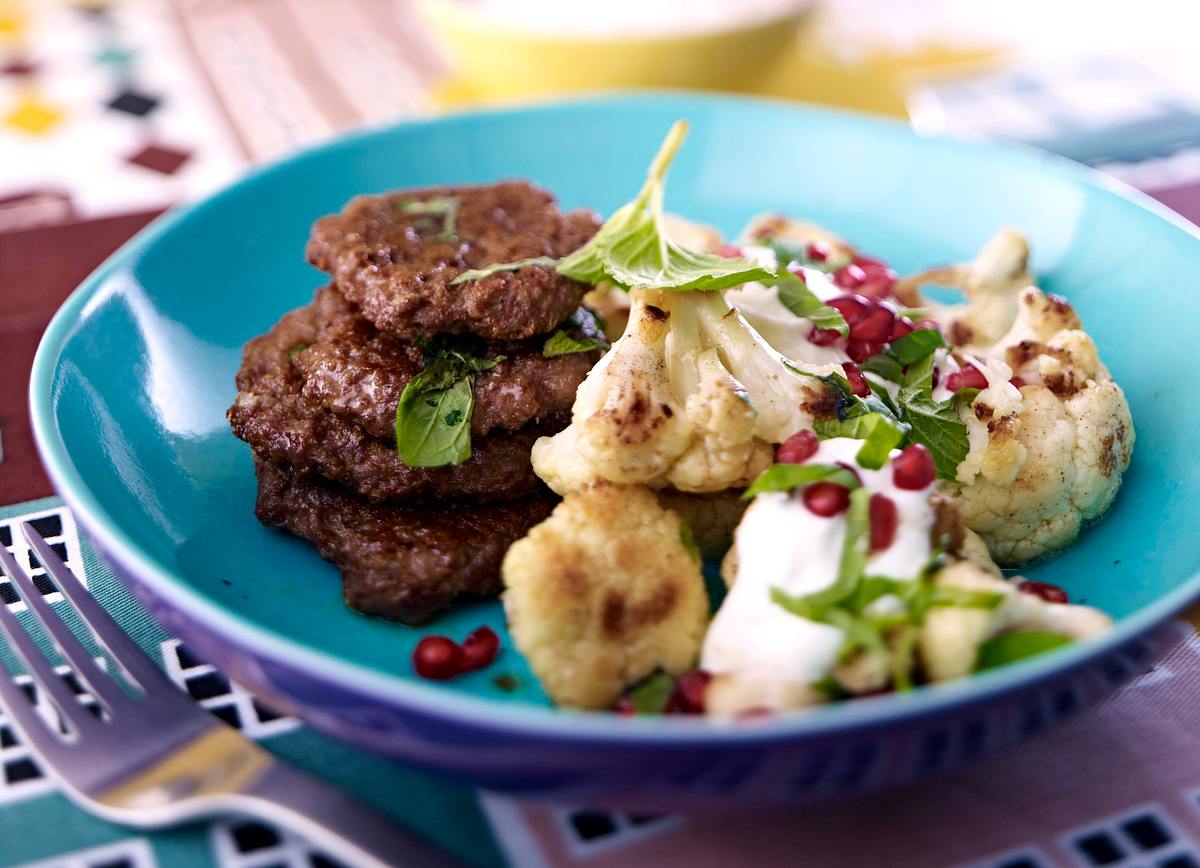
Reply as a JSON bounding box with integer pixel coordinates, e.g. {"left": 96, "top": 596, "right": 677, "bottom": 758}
{"left": 533, "top": 288, "right": 829, "bottom": 494}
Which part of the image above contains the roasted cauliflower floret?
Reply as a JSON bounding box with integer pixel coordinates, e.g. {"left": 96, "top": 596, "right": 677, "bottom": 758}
{"left": 501, "top": 483, "right": 709, "bottom": 710}
{"left": 533, "top": 288, "right": 826, "bottom": 495}
{"left": 921, "top": 560, "right": 1112, "bottom": 682}
{"left": 897, "top": 231, "right": 1134, "bottom": 564}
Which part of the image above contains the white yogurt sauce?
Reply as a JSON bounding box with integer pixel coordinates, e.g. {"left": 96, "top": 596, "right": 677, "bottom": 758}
{"left": 701, "top": 437, "right": 935, "bottom": 687}
{"left": 727, "top": 258, "right": 849, "bottom": 367}
{"left": 453, "top": 0, "right": 811, "bottom": 37}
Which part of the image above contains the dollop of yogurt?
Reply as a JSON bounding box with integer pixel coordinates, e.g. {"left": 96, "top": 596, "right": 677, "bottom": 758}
{"left": 701, "top": 437, "right": 936, "bottom": 688}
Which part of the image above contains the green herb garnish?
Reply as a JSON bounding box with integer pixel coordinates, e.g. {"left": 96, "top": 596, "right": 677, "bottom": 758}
{"left": 286, "top": 342, "right": 308, "bottom": 360}
{"left": 772, "top": 270, "right": 848, "bottom": 336}
{"left": 400, "top": 195, "right": 460, "bottom": 242}
{"left": 679, "top": 521, "right": 701, "bottom": 562}
{"left": 394, "top": 339, "right": 503, "bottom": 467}
{"left": 542, "top": 331, "right": 604, "bottom": 357}
{"left": 742, "top": 463, "right": 862, "bottom": 500}
{"left": 451, "top": 256, "right": 559, "bottom": 286}
{"left": 975, "top": 631, "right": 1073, "bottom": 671}
{"left": 558, "top": 122, "right": 773, "bottom": 291}
{"left": 627, "top": 672, "right": 676, "bottom": 714}
{"left": 759, "top": 236, "right": 851, "bottom": 273}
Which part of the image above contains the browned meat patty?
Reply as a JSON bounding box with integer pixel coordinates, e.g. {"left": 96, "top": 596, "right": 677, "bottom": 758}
{"left": 228, "top": 292, "right": 557, "bottom": 504}
{"left": 255, "top": 461, "right": 555, "bottom": 623}
{"left": 306, "top": 182, "right": 600, "bottom": 341}
{"left": 290, "top": 286, "right": 598, "bottom": 441}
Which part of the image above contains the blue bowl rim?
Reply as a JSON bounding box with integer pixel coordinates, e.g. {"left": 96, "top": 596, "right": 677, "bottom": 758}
{"left": 29, "top": 91, "right": 1200, "bottom": 746}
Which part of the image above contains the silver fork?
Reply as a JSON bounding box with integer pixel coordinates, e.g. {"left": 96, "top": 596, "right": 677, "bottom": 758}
{"left": 0, "top": 522, "right": 457, "bottom": 868}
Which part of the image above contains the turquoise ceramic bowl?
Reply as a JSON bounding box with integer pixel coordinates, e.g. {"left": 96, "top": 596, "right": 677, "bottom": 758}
{"left": 29, "top": 94, "right": 1200, "bottom": 807}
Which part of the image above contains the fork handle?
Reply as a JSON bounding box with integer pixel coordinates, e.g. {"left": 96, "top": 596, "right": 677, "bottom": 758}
{"left": 237, "top": 760, "right": 460, "bottom": 867}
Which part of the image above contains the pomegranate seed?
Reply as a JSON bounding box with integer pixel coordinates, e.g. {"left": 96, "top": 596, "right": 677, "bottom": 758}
{"left": 944, "top": 364, "right": 988, "bottom": 392}
{"left": 460, "top": 626, "right": 500, "bottom": 672}
{"left": 889, "top": 317, "right": 914, "bottom": 341}
{"left": 892, "top": 444, "right": 935, "bottom": 490}
{"left": 413, "top": 636, "right": 463, "bottom": 680}
{"left": 1018, "top": 580, "right": 1069, "bottom": 604}
{"left": 931, "top": 367, "right": 940, "bottom": 390}
{"left": 833, "top": 262, "right": 867, "bottom": 290}
{"left": 846, "top": 339, "right": 878, "bottom": 363}
{"left": 848, "top": 256, "right": 897, "bottom": 299}
{"left": 849, "top": 304, "right": 895, "bottom": 343}
{"left": 715, "top": 243, "right": 745, "bottom": 259}
{"left": 806, "top": 241, "right": 829, "bottom": 263}
{"left": 1010, "top": 376, "right": 1026, "bottom": 388}
{"left": 826, "top": 294, "right": 870, "bottom": 325}
{"left": 666, "top": 670, "right": 712, "bottom": 715}
{"left": 843, "top": 362, "right": 870, "bottom": 397}
{"left": 807, "top": 326, "right": 841, "bottom": 346}
{"left": 777, "top": 429, "right": 819, "bottom": 463}
{"left": 868, "top": 494, "right": 898, "bottom": 553}
{"left": 613, "top": 696, "right": 636, "bottom": 716}
{"left": 803, "top": 482, "right": 851, "bottom": 517}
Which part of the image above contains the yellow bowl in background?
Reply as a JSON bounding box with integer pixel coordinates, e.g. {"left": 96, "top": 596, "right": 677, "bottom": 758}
{"left": 419, "top": 0, "right": 816, "bottom": 101}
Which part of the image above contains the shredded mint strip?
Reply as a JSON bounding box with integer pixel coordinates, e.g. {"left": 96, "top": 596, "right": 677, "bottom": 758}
{"left": 557, "top": 121, "right": 774, "bottom": 291}
{"left": 975, "top": 631, "right": 1073, "bottom": 671}
{"left": 742, "top": 463, "right": 861, "bottom": 500}
{"left": 394, "top": 342, "right": 502, "bottom": 468}
{"left": 773, "top": 270, "right": 848, "bottom": 336}
{"left": 450, "top": 256, "right": 559, "bottom": 286}
{"left": 628, "top": 672, "right": 675, "bottom": 714}
{"left": 400, "top": 196, "right": 460, "bottom": 242}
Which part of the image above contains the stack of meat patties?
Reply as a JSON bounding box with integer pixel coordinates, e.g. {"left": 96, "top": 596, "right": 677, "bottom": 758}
{"left": 228, "top": 182, "right": 601, "bottom": 623}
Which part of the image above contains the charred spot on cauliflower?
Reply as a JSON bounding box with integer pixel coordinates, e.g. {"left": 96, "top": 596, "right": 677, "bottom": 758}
{"left": 501, "top": 483, "right": 709, "bottom": 709}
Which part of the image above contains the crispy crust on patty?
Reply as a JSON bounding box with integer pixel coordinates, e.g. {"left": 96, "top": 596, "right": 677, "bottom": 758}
{"left": 306, "top": 182, "right": 601, "bottom": 341}
{"left": 255, "top": 461, "right": 556, "bottom": 623}
{"left": 228, "top": 292, "right": 555, "bottom": 504}
{"left": 290, "top": 286, "right": 597, "bottom": 440}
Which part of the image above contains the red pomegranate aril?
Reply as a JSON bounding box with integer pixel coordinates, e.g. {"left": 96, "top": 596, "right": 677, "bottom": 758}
{"left": 843, "top": 361, "right": 870, "bottom": 397}
{"left": 715, "top": 243, "right": 745, "bottom": 259}
{"left": 1010, "top": 376, "right": 1026, "bottom": 389}
{"left": 1018, "top": 580, "right": 1069, "bottom": 604}
{"left": 833, "top": 262, "right": 867, "bottom": 290}
{"left": 889, "top": 317, "right": 915, "bottom": 341}
{"left": 613, "top": 696, "right": 636, "bottom": 716}
{"left": 931, "top": 367, "right": 940, "bottom": 390}
{"left": 850, "top": 305, "right": 895, "bottom": 343}
{"left": 806, "top": 241, "right": 830, "bottom": 263}
{"left": 460, "top": 626, "right": 501, "bottom": 672}
{"left": 892, "top": 444, "right": 936, "bottom": 490}
{"left": 666, "top": 670, "right": 712, "bottom": 715}
{"left": 827, "top": 294, "right": 870, "bottom": 325}
{"left": 777, "top": 429, "right": 820, "bottom": 463}
{"left": 868, "top": 494, "right": 899, "bottom": 553}
{"left": 803, "top": 482, "right": 852, "bottom": 517}
{"left": 808, "top": 326, "right": 841, "bottom": 347}
{"left": 413, "top": 636, "right": 463, "bottom": 680}
{"left": 849, "top": 256, "right": 898, "bottom": 299}
{"left": 944, "top": 364, "right": 988, "bottom": 393}
{"left": 846, "top": 339, "right": 876, "bottom": 363}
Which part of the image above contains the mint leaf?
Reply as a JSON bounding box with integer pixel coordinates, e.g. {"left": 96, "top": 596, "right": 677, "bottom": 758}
{"left": 400, "top": 195, "right": 460, "bottom": 242}
{"left": 975, "top": 631, "right": 1073, "bottom": 671}
{"left": 885, "top": 328, "right": 946, "bottom": 366}
{"left": 557, "top": 121, "right": 773, "bottom": 292}
{"left": 679, "top": 521, "right": 700, "bottom": 562}
{"left": 862, "top": 354, "right": 904, "bottom": 383}
{"left": 450, "top": 256, "right": 559, "bottom": 286}
{"left": 896, "top": 392, "right": 969, "bottom": 480}
{"left": 627, "top": 672, "right": 676, "bottom": 714}
{"left": 543, "top": 331, "right": 605, "bottom": 357}
{"left": 853, "top": 414, "right": 908, "bottom": 470}
{"left": 394, "top": 343, "right": 502, "bottom": 467}
{"left": 743, "top": 463, "right": 861, "bottom": 499}
{"left": 772, "top": 270, "right": 848, "bottom": 336}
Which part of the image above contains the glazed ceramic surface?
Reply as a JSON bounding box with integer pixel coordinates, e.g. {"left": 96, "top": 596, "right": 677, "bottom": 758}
{"left": 30, "top": 94, "right": 1200, "bottom": 807}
